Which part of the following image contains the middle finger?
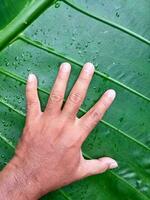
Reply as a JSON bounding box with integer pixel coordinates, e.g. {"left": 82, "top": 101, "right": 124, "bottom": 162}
{"left": 62, "top": 62, "right": 94, "bottom": 119}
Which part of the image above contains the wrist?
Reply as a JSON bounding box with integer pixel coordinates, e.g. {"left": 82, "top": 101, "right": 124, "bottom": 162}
{"left": 0, "top": 156, "right": 42, "bottom": 200}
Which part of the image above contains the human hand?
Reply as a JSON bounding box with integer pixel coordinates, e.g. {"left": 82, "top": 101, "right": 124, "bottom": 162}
{"left": 0, "top": 62, "right": 117, "bottom": 200}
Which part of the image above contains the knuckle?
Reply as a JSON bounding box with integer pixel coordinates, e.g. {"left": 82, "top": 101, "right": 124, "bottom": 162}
{"left": 101, "top": 100, "right": 109, "bottom": 108}
{"left": 90, "top": 109, "right": 102, "bottom": 124}
{"left": 27, "top": 99, "right": 37, "bottom": 107}
{"left": 50, "top": 91, "right": 64, "bottom": 103}
{"left": 78, "top": 76, "right": 88, "bottom": 82}
{"left": 69, "top": 92, "right": 82, "bottom": 104}
{"left": 81, "top": 122, "right": 91, "bottom": 132}
{"left": 62, "top": 132, "right": 82, "bottom": 149}
{"left": 61, "top": 139, "right": 78, "bottom": 152}
{"left": 65, "top": 141, "right": 78, "bottom": 149}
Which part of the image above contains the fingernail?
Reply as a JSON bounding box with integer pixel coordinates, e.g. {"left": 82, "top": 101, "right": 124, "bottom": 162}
{"left": 83, "top": 62, "right": 94, "bottom": 75}
{"left": 107, "top": 89, "right": 116, "bottom": 99}
{"left": 109, "top": 160, "right": 118, "bottom": 169}
{"left": 60, "top": 63, "right": 71, "bottom": 72}
{"left": 28, "top": 73, "right": 36, "bottom": 82}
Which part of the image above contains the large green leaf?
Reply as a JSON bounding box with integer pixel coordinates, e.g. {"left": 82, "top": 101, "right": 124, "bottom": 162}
{"left": 0, "top": 0, "right": 150, "bottom": 199}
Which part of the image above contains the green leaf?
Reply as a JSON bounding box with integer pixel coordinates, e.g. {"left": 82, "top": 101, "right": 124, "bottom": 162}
{"left": 0, "top": 0, "right": 150, "bottom": 199}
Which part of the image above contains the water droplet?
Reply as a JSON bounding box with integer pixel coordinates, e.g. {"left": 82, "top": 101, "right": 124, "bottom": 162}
{"left": 119, "top": 117, "right": 124, "bottom": 122}
{"left": 4, "top": 97, "right": 7, "bottom": 101}
{"left": 6, "top": 62, "right": 9, "bottom": 66}
{"left": 136, "top": 179, "right": 142, "bottom": 188}
{"left": 72, "top": 37, "right": 75, "bottom": 41}
{"left": 15, "top": 56, "right": 19, "bottom": 61}
{"left": 116, "top": 12, "right": 120, "bottom": 17}
{"left": 21, "top": 53, "right": 24, "bottom": 57}
{"left": 55, "top": 2, "right": 60, "bottom": 8}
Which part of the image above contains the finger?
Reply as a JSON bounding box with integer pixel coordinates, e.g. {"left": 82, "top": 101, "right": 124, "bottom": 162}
{"left": 45, "top": 63, "right": 71, "bottom": 115}
{"left": 78, "top": 89, "right": 116, "bottom": 142}
{"left": 26, "top": 74, "right": 41, "bottom": 118}
{"left": 78, "top": 157, "right": 118, "bottom": 179}
{"left": 62, "top": 62, "right": 94, "bottom": 119}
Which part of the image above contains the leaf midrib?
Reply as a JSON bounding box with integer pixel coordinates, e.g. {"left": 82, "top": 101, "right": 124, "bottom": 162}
{"left": 0, "top": 0, "right": 56, "bottom": 50}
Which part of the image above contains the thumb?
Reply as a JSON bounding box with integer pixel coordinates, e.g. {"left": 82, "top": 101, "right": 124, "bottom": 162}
{"left": 79, "top": 157, "right": 118, "bottom": 178}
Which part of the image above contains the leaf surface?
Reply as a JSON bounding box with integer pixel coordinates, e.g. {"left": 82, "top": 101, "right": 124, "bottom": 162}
{"left": 0, "top": 0, "right": 150, "bottom": 199}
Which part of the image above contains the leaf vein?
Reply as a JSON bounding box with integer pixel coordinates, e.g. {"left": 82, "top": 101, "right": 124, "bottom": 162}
{"left": 62, "top": 0, "right": 150, "bottom": 45}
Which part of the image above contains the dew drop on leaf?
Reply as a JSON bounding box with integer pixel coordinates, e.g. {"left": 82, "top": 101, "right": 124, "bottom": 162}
{"left": 1, "top": 155, "right": 5, "bottom": 158}
{"left": 115, "top": 12, "right": 120, "bottom": 17}
{"left": 72, "top": 37, "right": 75, "bottom": 41}
{"left": 55, "top": 2, "right": 60, "bottom": 8}
{"left": 85, "top": 43, "right": 88, "bottom": 48}
{"left": 15, "top": 56, "right": 19, "bottom": 61}
{"left": 12, "top": 62, "right": 16, "bottom": 66}
{"left": 136, "top": 179, "right": 142, "bottom": 188}
{"left": 6, "top": 62, "right": 9, "bottom": 66}
{"left": 119, "top": 117, "right": 124, "bottom": 122}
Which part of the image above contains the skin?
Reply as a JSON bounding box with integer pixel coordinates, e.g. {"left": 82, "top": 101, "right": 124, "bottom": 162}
{"left": 0, "top": 62, "right": 118, "bottom": 200}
